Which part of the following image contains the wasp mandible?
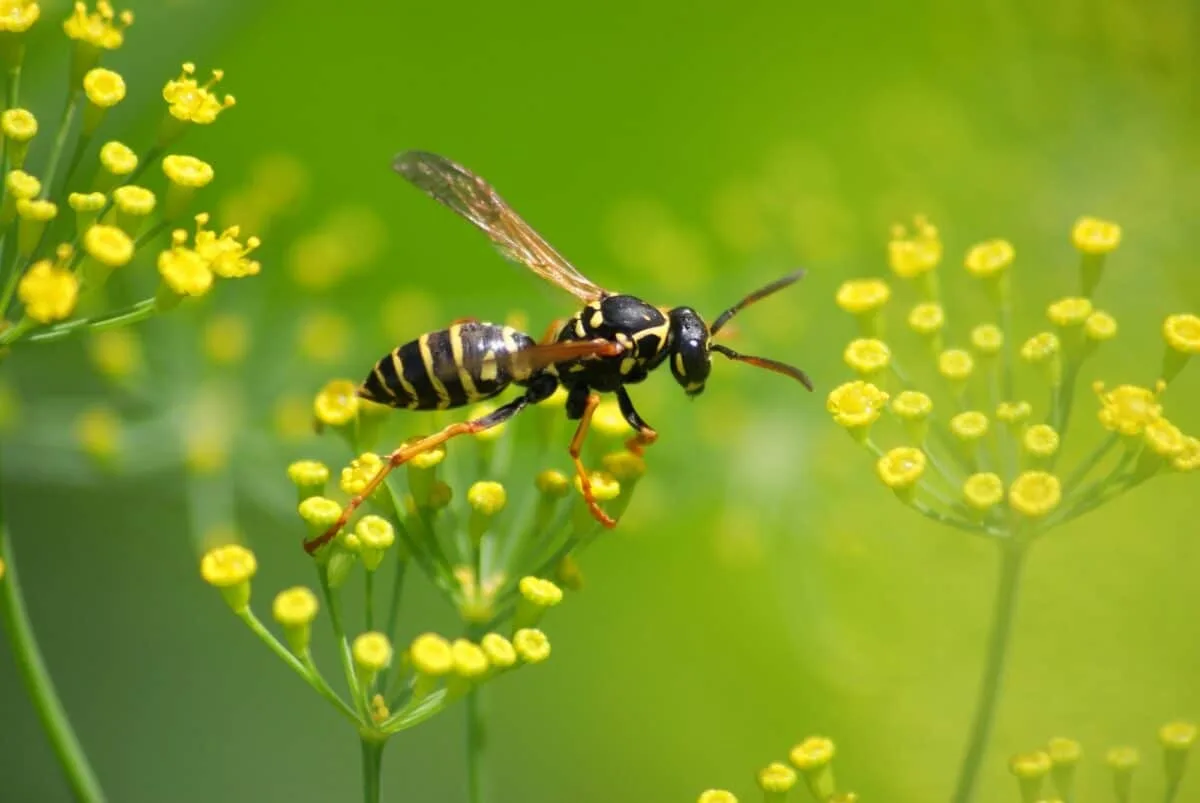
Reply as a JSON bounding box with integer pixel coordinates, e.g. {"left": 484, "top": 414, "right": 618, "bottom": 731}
{"left": 303, "top": 151, "right": 813, "bottom": 554}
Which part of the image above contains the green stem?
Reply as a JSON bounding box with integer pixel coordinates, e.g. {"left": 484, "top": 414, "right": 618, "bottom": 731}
{"left": 999, "top": 293, "right": 1016, "bottom": 402}
{"left": 381, "top": 556, "right": 408, "bottom": 694}
{"left": 364, "top": 570, "right": 375, "bottom": 632}
{"left": 40, "top": 91, "right": 82, "bottom": 202}
{"left": 0, "top": 527, "right": 107, "bottom": 803}
{"left": 1062, "top": 433, "right": 1119, "bottom": 493}
{"left": 465, "top": 684, "right": 488, "bottom": 803}
{"left": 360, "top": 738, "right": 384, "bottom": 803}
{"left": 0, "top": 252, "right": 24, "bottom": 320}
{"left": 950, "top": 540, "right": 1026, "bottom": 803}
{"left": 1, "top": 298, "right": 157, "bottom": 346}
{"left": 318, "top": 568, "right": 364, "bottom": 715}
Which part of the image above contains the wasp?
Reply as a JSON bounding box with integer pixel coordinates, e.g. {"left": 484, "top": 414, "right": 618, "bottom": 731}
{"left": 303, "top": 151, "right": 813, "bottom": 554}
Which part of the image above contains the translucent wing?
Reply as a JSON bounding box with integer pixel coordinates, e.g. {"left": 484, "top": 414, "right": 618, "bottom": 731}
{"left": 510, "top": 339, "right": 623, "bottom": 377}
{"left": 395, "top": 151, "right": 609, "bottom": 304}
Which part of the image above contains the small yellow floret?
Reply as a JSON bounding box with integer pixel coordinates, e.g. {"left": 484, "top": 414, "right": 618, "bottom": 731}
{"left": 888, "top": 215, "right": 941, "bottom": 278}
{"left": 287, "top": 460, "right": 329, "bottom": 489}
{"left": 827, "top": 381, "right": 888, "bottom": 430}
{"left": 970, "top": 324, "right": 1003, "bottom": 357}
{"left": 513, "top": 628, "right": 551, "bottom": 663}
{"left": 0, "top": 108, "right": 37, "bottom": 141}
{"left": 1023, "top": 424, "right": 1059, "bottom": 458}
{"left": 1105, "top": 746, "right": 1139, "bottom": 771}
{"left": 162, "top": 154, "right": 214, "bottom": 188}
{"left": 789, "top": 736, "right": 835, "bottom": 771}
{"left": 519, "top": 576, "right": 563, "bottom": 608}
{"left": 758, "top": 762, "right": 797, "bottom": 793}
{"left": 1009, "top": 751, "right": 1052, "bottom": 779}
{"left": 876, "top": 446, "right": 926, "bottom": 490}
{"left": 890, "top": 390, "right": 932, "bottom": 422}
{"left": 1047, "top": 737, "right": 1082, "bottom": 765}
{"left": 64, "top": 1, "right": 132, "bottom": 49}
{"left": 964, "top": 239, "right": 1014, "bottom": 278}
{"left": 1008, "top": 471, "right": 1061, "bottom": 518}
{"left": 468, "top": 481, "right": 507, "bottom": 516}
{"left": 536, "top": 469, "right": 570, "bottom": 497}
{"left": 996, "top": 401, "right": 1032, "bottom": 425}
{"left": 1173, "top": 437, "right": 1200, "bottom": 472}
{"left": 83, "top": 224, "right": 133, "bottom": 267}
{"left": 1020, "top": 332, "right": 1060, "bottom": 365}
{"left": 99, "top": 140, "right": 137, "bottom": 175}
{"left": 697, "top": 792, "right": 737, "bottom": 803}
{"left": 0, "top": 0, "right": 38, "bottom": 33}
{"left": 193, "top": 214, "right": 261, "bottom": 278}
{"left": 938, "top": 348, "right": 974, "bottom": 381}
{"left": 1159, "top": 722, "right": 1197, "bottom": 750}
{"left": 573, "top": 471, "right": 620, "bottom": 501}
{"left": 451, "top": 639, "right": 489, "bottom": 679}
{"left": 1143, "top": 418, "right": 1185, "bottom": 458}
{"left": 16, "top": 198, "right": 56, "bottom": 222}
{"left": 313, "top": 378, "right": 359, "bottom": 426}
{"left": 950, "top": 411, "right": 989, "bottom": 442}
{"left": 963, "top": 472, "right": 1004, "bottom": 511}
{"left": 1163, "top": 313, "right": 1200, "bottom": 354}
{"left": 158, "top": 245, "right": 212, "bottom": 297}
{"left": 1047, "top": 296, "right": 1093, "bottom": 327}
{"left": 18, "top": 261, "right": 79, "bottom": 323}
{"left": 835, "top": 278, "right": 890, "bottom": 314}
{"left": 162, "top": 62, "right": 236, "bottom": 124}
{"left": 82, "top": 67, "right": 125, "bottom": 107}
{"left": 1095, "top": 382, "right": 1163, "bottom": 436}
{"left": 843, "top": 338, "right": 890, "bottom": 376}
{"left": 907, "top": 302, "right": 945, "bottom": 335}
{"left": 297, "top": 496, "right": 342, "bottom": 529}
{"left": 352, "top": 632, "right": 393, "bottom": 672}
{"left": 1072, "top": 217, "right": 1121, "bottom": 254}
{"left": 199, "top": 544, "right": 256, "bottom": 587}
{"left": 355, "top": 515, "right": 394, "bottom": 550}
{"left": 113, "top": 185, "right": 155, "bottom": 216}
{"left": 272, "top": 586, "right": 318, "bottom": 627}
{"left": 480, "top": 633, "right": 517, "bottom": 668}
{"left": 1085, "top": 311, "right": 1117, "bottom": 342}
{"left": 5, "top": 170, "right": 40, "bottom": 200}
{"left": 410, "top": 633, "right": 453, "bottom": 676}
{"left": 68, "top": 192, "right": 106, "bottom": 212}
{"left": 340, "top": 452, "right": 383, "bottom": 495}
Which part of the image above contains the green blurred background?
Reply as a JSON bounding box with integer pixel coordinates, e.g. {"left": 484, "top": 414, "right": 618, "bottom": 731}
{"left": 2, "top": 0, "right": 1198, "bottom": 801}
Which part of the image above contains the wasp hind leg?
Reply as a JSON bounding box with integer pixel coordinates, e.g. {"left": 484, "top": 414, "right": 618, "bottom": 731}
{"left": 303, "top": 375, "right": 558, "bottom": 554}
{"left": 616, "top": 387, "right": 658, "bottom": 456}
{"left": 566, "top": 388, "right": 618, "bottom": 529}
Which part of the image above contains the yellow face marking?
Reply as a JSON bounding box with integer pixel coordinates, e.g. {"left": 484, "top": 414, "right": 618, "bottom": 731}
{"left": 449, "top": 324, "right": 479, "bottom": 400}
{"left": 391, "top": 350, "right": 419, "bottom": 400}
{"left": 620, "top": 357, "right": 636, "bottom": 374}
{"left": 573, "top": 317, "right": 587, "bottom": 338}
{"left": 479, "top": 349, "right": 499, "bottom": 382}
{"left": 589, "top": 308, "right": 604, "bottom": 329}
{"left": 673, "top": 351, "right": 685, "bottom": 375}
{"left": 418, "top": 333, "right": 451, "bottom": 408}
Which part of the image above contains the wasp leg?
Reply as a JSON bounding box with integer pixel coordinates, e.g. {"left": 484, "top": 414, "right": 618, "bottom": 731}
{"left": 616, "top": 387, "right": 658, "bottom": 457}
{"left": 304, "top": 376, "right": 557, "bottom": 554}
{"left": 539, "top": 317, "right": 566, "bottom": 344}
{"left": 567, "top": 390, "right": 617, "bottom": 529}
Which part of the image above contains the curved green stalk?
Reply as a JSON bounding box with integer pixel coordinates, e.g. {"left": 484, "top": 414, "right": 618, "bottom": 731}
{"left": 466, "top": 686, "right": 488, "bottom": 803}
{"left": 1, "top": 298, "right": 157, "bottom": 346}
{"left": 39, "top": 90, "right": 82, "bottom": 202}
{"left": 0, "top": 526, "right": 106, "bottom": 803}
{"left": 950, "top": 540, "right": 1026, "bottom": 803}
{"left": 360, "top": 739, "right": 384, "bottom": 803}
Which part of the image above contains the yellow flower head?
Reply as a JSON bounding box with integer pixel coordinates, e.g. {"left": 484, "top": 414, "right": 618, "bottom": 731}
{"left": 287, "top": 460, "right": 329, "bottom": 490}
{"left": 113, "top": 185, "right": 155, "bottom": 217}
{"left": 843, "top": 338, "right": 890, "bottom": 376}
{"left": 1095, "top": 382, "right": 1163, "bottom": 436}
{"left": 68, "top": 191, "right": 106, "bottom": 213}
{"left": 99, "top": 140, "right": 137, "bottom": 175}
{"left": 996, "top": 401, "right": 1032, "bottom": 425}
{"left": 1009, "top": 751, "right": 1052, "bottom": 779}
{"left": 1163, "top": 313, "right": 1200, "bottom": 355}
{"left": 519, "top": 576, "right": 564, "bottom": 608}
{"left": 1020, "top": 332, "right": 1060, "bottom": 365}
{"left": 467, "top": 481, "right": 507, "bottom": 516}
{"left": 162, "top": 154, "right": 214, "bottom": 188}
{"left": 162, "top": 62, "right": 236, "bottom": 124}
{"left": 64, "top": 1, "right": 132, "bottom": 49}
{"left": 536, "top": 469, "right": 570, "bottom": 497}
{"left": 1105, "top": 746, "right": 1139, "bottom": 771}
{"left": 352, "top": 632, "right": 393, "bottom": 673}
{"left": 340, "top": 451, "right": 383, "bottom": 495}
{"left": 158, "top": 236, "right": 212, "bottom": 297}
{"left": 5, "top": 169, "right": 40, "bottom": 200}
{"left": 891, "top": 390, "right": 932, "bottom": 421}
{"left": 876, "top": 446, "right": 926, "bottom": 490}
{"left": 963, "top": 472, "right": 1003, "bottom": 511}
{"left": 199, "top": 543, "right": 256, "bottom": 588}
{"left": 1085, "top": 311, "right": 1117, "bottom": 342}
{"left": 83, "top": 223, "right": 133, "bottom": 267}
{"left": 827, "top": 380, "right": 888, "bottom": 430}
{"left": 355, "top": 515, "right": 395, "bottom": 551}
{"left": 888, "top": 215, "right": 941, "bottom": 278}
{"left": 938, "top": 348, "right": 974, "bottom": 381}
{"left": 1173, "top": 436, "right": 1200, "bottom": 473}
{"left": 1047, "top": 297, "right": 1093, "bottom": 328}
{"left": 1008, "top": 471, "right": 1061, "bottom": 518}
{"left": 272, "top": 586, "right": 319, "bottom": 628}
{"left": 0, "top": 0, "right": 39, "bottom": 33}
{"left": 964, "top": 239, "right": 1014, "bottom": 279}
{"left": 697, "top": 792, "right": 737, "bottom": 803}
{"left": 602, "top": 450, "right": 647, "bottom": 483}
{"left": 1072, "top": 216, "right": 1121, "bottom": 255}
{"left": 481, "top": 633, "right": 517, "bottom": 668}
{"left": 297, "top": 496, "right": 342, "bottom": 530}
{"left": 1022, "top": 424, "right": 1059, "bottom": 458}
{"left": 789, "top": 737, "right": 835, "bottom": 771}
{"left": 18, "top": 260, "right": 79, "bottom": 323}
{"left": 1159, "top": 722, "right": 1198, "bottom": 750}
{"left": 193, "top": 213, "right": 261, "bottom": 278}
{"left": 1047, "top": 737, "right": 1082, "bottom": 766}
{"left": 513, "top": 628, "right": 551, "bottom": 663}
{"left": 950, "top": 411, "right": 989, "bottom": 442}
{"left": 313, "top": 378, "right": 359, "bottom": 427}
{"left": 573, "top": 471, "right": 620, "bottom": 502}
{"left": 1143, "top": 417, "right": 1185, "bottom": 458}
{"left": 907, "top": 302, "right": 945, "bottom": 335}
{"left": 16, "top": 198, "right": 56, "bottom": 223}
{"left": 0, "top": 108, "right": 37, "bottom": 141}
{"left": 82, "top": 67, "right": 125, "bottom": 107}
{"left": 758, "top": 762, "right": 798, "bottom": 794}
{"left": 835, "top": 278, "right": 890, "bottom": 314}
{"left": 451, "top": 639, "right": 489, "bottom": 679}
{"left": 410, "top": 633, "right": 453, "bottom": 676}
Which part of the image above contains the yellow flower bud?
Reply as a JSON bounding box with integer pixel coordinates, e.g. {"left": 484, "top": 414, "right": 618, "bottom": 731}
{"left": 1047, "top": 296, "right": 1092, "bottom": 328}
{"left": 353, "top": 632, "right": 393, "bottom": 685}
{"left": 970, "top": 323, "right": 1004, "bottom": 357}
{"left": 907, "top": 302, "right": 945, "bottom": 336}
{"left": 876, "top": 447, "right": 926, "bottom": 499}
{"left": 601, "top": 451, "right": 646, "bottom": 484}
{"left": 827, "top": 380, "right": 888, "bottom": 438}
{"left": 1, "top": 108, "right": 37, "bottom": 168}
{"left": 757, "top": 762, "right": 797, "bottom": 795}
{"left": 790, "top": 736, "right": 837, "bottom": 800}
{"left": 888, "top": 215, "right": 941, "bottom": 279}
{"left": 162, "top": 154, "right": 214, "bottom": 188}
{"left": 83, "top": 224, "right": 134, "bottom": 267}
{"left": 99, "top": 140, "right": 137, "bottom": 178}
{"left": 297, "top": 496, "right": 342, "bottom": 537}
{"left": 451, "top": 639, "right": 489, "bottom": 680}
{"left": 964, "top": 239, "right": 1014, "bottom": 279}
{"left": 1072, "top": 216, "right": 1121, "bottom": 255}
{"left": 18, "top": 261, "right": 79, "bottom": 323}
{"left": 480, "top": 633, "right": 517, "bottom": 669}
{"left": 950, "top": 411, "right": 989, "bottom": 443}
{"left": 1008, "top": 471, "right": 1061, "bottom": 518}
{"left": 835, "top": 278, "right": 890, "bottom": 314}
{"left": 287, "top": 460, "right": 329, "bottom": 500}
{"left": 891, "top": 390, "right": 932, "bottom": 443}
{"left": 468, "top": 481, "right": 507, "bottom": 516}
{"left": 963, "top": 472, "right": 1004, "bottom": 512}
{"left": 82, "top": 67, "right": 125, "bottom": 108}
{"left": 572, "top": 471, "right": 620, "bottom": 502}
{"left": 697, "top": 792, "right": 737, "bottom": 803}
{"left": 1143, "top": 418, "right": 1185, "bottom": 459}
{"left": 1172, "top": 436, "right": 1200, "bottom": 472}
{"left": 1022, "top": 424, "right": 1059, "bottom": 461}
{"left": 536, "top": 469, "right": 570, "bottom": 497}
{"left": 938, "top": 348, "right": 974, "bottom": 383}
{"left": 313, "top": 378, "right": 359, "bottom": 427}
{"left": 199, "top": 544, "right": 257, "bottom": 612}
{"left": 341, "top": 452, "right": 383, "bottom": 496}
{"left": 513, "top": 628, "right": 551, "bottom": 663}
{"left": 410, "top": 633, "right": 454, "bottom": 697}
{"left": 1095, "top": 382, "right": 1162, "bottom": 437}
{"left": 272, "top": 586, "right": 318, "bottom": 653}
{"left": 842, "top": 338, "right": 890, "bottom": 377}
{"left": 996, "top": 401, "right": 1032, "bottom": 426}
{"left": 1085, "top": 310, "right": 1117, "bottom": 343}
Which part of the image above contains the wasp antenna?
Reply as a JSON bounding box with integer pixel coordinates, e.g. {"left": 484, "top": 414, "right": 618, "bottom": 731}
{"left": 712, "top": 343, "right": 814, "bottom": 391}
{"left": 710, "top": 269, "right": 806, "bottom": 336}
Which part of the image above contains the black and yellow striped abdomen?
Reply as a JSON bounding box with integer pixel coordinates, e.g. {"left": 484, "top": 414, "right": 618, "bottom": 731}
{"left": 359, "top": 322, "right": 536, "bottom": 410}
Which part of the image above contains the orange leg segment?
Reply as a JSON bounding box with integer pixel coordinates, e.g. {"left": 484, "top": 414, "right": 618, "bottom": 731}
{"left": 568, "top": 392, "right": 617, "bottom": 529}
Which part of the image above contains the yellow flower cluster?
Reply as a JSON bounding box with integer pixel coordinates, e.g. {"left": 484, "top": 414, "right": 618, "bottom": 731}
{"left": 830, "top": 215, "right": 1198, "bottom": 541}
{"left": 697, "top": 735, "right": 855, "bottom": 803}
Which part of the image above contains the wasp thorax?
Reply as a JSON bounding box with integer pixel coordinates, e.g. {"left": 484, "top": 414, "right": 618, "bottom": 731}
{"left": 668, "top": 307, "right": 711, "bottom": 396}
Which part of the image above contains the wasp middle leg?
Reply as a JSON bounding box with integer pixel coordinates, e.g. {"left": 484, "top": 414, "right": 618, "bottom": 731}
{"left": 566, "top": 387, "right": 617, "bottom": 529}
{"left": 616, "top": 387, "right": 658, "bottom": 457}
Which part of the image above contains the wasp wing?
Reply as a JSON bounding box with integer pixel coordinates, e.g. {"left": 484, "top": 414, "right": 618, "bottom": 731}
{"left": 510, "top": 339, "right": 623, "bottom": 377}
{"left": 395, "top": 151, "right": 609, "bottom": 304}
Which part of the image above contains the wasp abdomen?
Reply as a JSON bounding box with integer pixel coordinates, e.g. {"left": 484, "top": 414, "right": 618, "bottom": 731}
{"left": 359, "top": 322, "right": 535, "bottom": 410}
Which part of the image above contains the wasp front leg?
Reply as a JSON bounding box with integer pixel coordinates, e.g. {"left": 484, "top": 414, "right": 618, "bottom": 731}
{"left": 565, "top": 387, "right": 617, "bottom": 529}
{"left": 616, "top": 387, "right": 658, "bottom": 457}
